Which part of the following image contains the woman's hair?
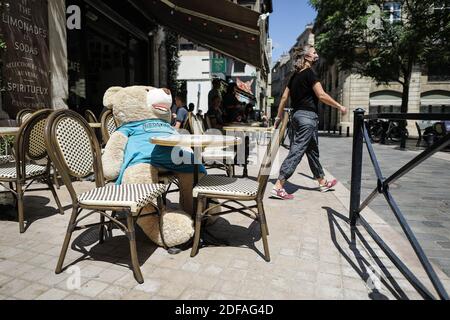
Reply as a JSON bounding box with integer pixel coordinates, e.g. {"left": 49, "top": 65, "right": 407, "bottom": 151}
{"left": 292, "top": 46, "right": 314, "bottom": 73}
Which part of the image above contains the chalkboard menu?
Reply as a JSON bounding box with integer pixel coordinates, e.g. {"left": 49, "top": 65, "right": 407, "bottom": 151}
{"left": 1, "top": 0, "right": 50, "bottom": 118}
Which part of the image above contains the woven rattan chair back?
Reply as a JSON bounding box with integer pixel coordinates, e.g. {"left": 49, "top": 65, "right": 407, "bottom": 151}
{"left": 84, "top": 109, "right": 98, "bottom": 124}
{"left": 190, "top": 114, "right": 205, "bottom": 135}
{"left": 45, "top": 110, "right": 105, "bottom": 203}
{"left": 13, "top": 109, "right": 52, "bottom": 180}
{"left": 16, "top": 109, "right": 34, "bottom": 126}
{"left": 256, "top": 113, "right": 289, "bottom": 197}
{"left": 100, "top": 109, "right": 117, "bottom": 144}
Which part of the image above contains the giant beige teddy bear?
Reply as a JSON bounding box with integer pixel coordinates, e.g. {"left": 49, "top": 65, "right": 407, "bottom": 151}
{"left": 101, "top": 86, "right": 207, "bottom": 249}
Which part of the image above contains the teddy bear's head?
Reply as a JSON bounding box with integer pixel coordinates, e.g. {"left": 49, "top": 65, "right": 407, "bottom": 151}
{"left": 103, "top": 86, "right": 172, "bottom": 127}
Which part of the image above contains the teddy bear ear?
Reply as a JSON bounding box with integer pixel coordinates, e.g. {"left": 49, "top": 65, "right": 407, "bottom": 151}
{"left": 103, "top": 87, "right": 123, "bottom": 108}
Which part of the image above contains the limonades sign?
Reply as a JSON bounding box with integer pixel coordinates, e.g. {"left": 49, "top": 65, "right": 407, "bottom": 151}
{"left": 1, "top": 0, "right": 51, "bottom": 118}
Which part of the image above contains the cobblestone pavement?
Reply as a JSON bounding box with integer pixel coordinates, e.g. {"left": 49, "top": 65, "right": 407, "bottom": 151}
{"left": 318, "top": 135, "right": 450, "bottom": 278}
{"left": 0, "top": 146, "right": 449, "bottom": 300}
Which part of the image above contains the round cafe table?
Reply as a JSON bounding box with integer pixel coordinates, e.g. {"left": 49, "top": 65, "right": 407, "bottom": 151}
{"left": 151, "top": 134, "right": 242, "bottom": 186}
{"left": 0, "top": 127, "right": 20, "bottom": 136}
{"left": 222, "top": 125, "right": 274, "bottom": 177}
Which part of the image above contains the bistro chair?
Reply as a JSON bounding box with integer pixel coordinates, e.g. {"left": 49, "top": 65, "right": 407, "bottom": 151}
{"left": 16, "top": 109, "right": 34, "bottom": 126}
{"left": 84, "top": 109, "right": 99, "bottom": 124}
{"left": 190, "top": 113, "right": 289, "bottom": 261}
{"left": 100, "top": 109, "right": 118, "bottom": 145}
{"left": 45, "top": 110, "right": 167, "bottom": 284}
{"left": 0, "top": 109, "right": 64, "bottom": 233}
{"left": 190, "top": 114, "right": 236, "bottom": 177}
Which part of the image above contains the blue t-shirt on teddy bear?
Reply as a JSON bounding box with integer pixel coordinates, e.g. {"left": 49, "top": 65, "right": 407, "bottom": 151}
{"left": 116, "top": 119, "right": 206, "bottom": 185}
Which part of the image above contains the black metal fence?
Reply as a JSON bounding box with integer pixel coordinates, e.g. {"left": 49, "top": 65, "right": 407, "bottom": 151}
{"left": 350, "top": 109, "right": 450, "bottom": 300}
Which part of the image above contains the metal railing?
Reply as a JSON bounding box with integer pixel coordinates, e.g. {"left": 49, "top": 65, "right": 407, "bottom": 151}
{"left": 350, "top": 109, "right": 450, "bottom": 300}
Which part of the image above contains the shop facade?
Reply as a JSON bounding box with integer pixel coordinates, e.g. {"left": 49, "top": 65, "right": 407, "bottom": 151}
{"left": 1, "top": 0, "right": 170, "bottom": 120}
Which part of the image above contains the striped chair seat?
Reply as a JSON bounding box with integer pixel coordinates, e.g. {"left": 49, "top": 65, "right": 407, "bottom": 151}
{"left": 0, "top": 163, "right": 46, "bottom": 179}
{"left": 202, "top": 148, "right": 235, "bottom": 162}
{"left": 78, "top": 184, "right": 167, "bottom": 213}
{"left": 0, "top": 155, "right": 14, "bottom": 165}
{"left": 193, "top": 175, "right": 259, "bottom": 198}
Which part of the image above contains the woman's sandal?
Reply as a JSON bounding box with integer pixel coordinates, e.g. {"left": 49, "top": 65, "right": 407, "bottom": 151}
{"left": 319, "top": 179, "right": 338, "bottom": 192}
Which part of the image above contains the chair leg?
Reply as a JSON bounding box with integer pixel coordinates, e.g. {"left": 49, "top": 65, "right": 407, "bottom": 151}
{"left": 126, "top": 213, "right": 144, "bottom": 284}
{"left": 259, "top": 202, "right": 269, "bottom": 236}
{"left": 257, "top": 201, "right": 270, "bottom": 262}
{"left": 190, "top": 196, "right": 204, "bottom": 257}
{"left": 227, "top": 164, "right": 235, "bottom": 177}
{"left": 16, "top": 182, "right": 25, "bottom": 233}
{"left": 46, "top": 177, "right": 64, "bottom": 215}
{"left": 99, "top": 214, "right": 105, "bottom": 244}
{"left": 56, "top": 207, "right": 79, "bottom": 274}
{"left": 53, "top": 169, "right": 60, "bottom": 190}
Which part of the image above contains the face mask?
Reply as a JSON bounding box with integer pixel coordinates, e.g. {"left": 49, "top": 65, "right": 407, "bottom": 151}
{"left": 305, "top": 53, "right": 319, "bottom": 64}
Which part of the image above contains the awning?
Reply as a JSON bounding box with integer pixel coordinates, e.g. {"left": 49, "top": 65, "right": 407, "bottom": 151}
{"left": 130, "top": 0, "right": 269, "bottom": 73}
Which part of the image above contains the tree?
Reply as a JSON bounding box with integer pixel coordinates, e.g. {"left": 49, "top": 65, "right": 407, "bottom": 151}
{"left": 310, "top": 0, "right": 450, "bottom": 115}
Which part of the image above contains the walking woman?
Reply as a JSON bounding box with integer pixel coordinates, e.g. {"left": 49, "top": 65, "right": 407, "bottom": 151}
{"left": 272, "top": 46, "right": 347, "bottom": 200}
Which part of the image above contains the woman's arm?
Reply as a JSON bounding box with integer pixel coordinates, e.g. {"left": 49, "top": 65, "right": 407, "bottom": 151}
{"left": 313, "top": 82, "right": 347, "bottom": 114}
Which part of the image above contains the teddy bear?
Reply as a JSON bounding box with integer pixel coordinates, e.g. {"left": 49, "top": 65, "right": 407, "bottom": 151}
{"left": 101, "top": 85, "right": 207, "bottom": 249}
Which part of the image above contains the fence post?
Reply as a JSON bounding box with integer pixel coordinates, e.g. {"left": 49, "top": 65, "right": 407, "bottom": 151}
{"left": 339, "top": 126, "right": 342, "bottom": 136}
{"left": 347, "top": 127, "right": 350, "bottom": 137}
{"left": 350, "top": 108, "right": 365, "bottom": 227}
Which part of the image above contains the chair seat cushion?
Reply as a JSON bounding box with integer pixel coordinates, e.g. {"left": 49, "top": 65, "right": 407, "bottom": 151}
{"left": 78, "top": 184, "right": 166, "bottom": 213}
{"left": 0, "top": 163, "right": 46, "bottom": 179}
{"left": 193, "top": 175, "right": 259, "bottom": 198}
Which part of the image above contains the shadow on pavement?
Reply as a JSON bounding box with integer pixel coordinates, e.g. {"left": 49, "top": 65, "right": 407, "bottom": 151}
{"left": 323, "top": 206, "right": 411, "bottom": 300}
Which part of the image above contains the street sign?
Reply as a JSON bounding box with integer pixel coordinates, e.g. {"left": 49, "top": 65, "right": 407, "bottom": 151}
{"left": 211, "top": 58, "right": 227, "bottom": 74}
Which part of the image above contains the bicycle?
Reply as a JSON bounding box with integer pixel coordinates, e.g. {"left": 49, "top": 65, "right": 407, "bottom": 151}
{"left": 367, "top": 119, "right": 409, "bottom": 143}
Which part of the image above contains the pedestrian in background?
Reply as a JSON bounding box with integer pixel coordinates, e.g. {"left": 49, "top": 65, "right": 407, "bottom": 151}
{"left": 172, "top": 94, "right": 189, "bottom": 129}
{"left": 208, "top": 78, "right": 222, "bottom": 115}
{"left": 272, "top": 46, "right": 347, "bottom": 200}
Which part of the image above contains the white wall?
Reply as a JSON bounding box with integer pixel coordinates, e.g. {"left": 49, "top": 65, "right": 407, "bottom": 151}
{"left": 178, "top": 51, "right": 211, "bottom": 80}
{"left": 178, "top": 50, "right": 212, "bottom": 114}
{"left": 186, "top": 81, "right": 211, "bottom": 114}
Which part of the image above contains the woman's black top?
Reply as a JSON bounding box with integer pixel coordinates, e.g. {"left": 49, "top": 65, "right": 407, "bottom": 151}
{"left": 288, "top": 68, "right": 320, "bottom": 113}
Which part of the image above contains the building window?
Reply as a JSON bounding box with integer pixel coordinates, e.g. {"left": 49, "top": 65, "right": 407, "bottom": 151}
{"left": 383, "top": 2, "right": 402, "bottom": 24}
{"left": 234, "top": 61, "right": 246, "bottom": 73}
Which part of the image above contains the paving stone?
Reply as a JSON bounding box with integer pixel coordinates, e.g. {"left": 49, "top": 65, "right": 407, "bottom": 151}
{"left": 63, "top": 294, "right": 90, "bottom": 300}
{"left": 134, "top": 279, "right": 161, "bottom": 294}
{"left": 75, "top": 280, "right": 110, "bottom": 298}
{"left": 181, "top": 261, "right": 202, "bottom": 273}
{"left": 96, "top": 285, "right": 130, "bottom": 300}
{"left": 36, "top": 288, "right": 70, "bottom": 300}
{"left": 317, "top": 273, "right": 342, "bottom": 288}
{"left": 179, "top": 288, "right": 210, "bottom": 300}
{"left": 0, "top": 278, "right": 30, "bottom": 296}
{"left": 13, "top": 283, "right": 50, "bottom": 300}
{"left": 158, "top": 282, "right": 187, "bottom": 299}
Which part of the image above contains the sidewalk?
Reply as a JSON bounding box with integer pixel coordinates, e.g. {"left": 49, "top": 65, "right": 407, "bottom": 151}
{"left": 0, "top": 146, "right": 448, "bottom": 300}
{"left": 319, "top": 136, "right": 450, "bottom": 278}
